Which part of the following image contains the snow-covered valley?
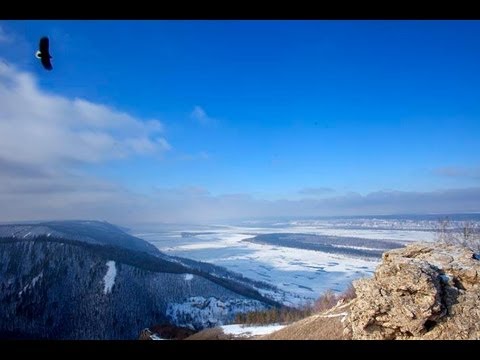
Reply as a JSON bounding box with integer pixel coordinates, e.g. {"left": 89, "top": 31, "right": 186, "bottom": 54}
{"left": 134, "top": 217, "right": 450, "bottom": 306}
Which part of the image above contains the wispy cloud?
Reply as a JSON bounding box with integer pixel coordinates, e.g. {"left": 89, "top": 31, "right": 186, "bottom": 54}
{"left": 0, "top": 60, "right": 478, "bottom": 225}
{"left": 2, "top": 181, "right": 479, "bottom": 225}
{"left": 0, "top": 25, "right": 13, "bottom": 44}
{"left": 298, "top": 187, "right": 335, "bottom": 196}
{"left": 129, "top": 186, "right": 480, "bottom": 224}
{"left": 0, "top": 60, "right": 173, "bottom": 224}
{"left": 433, "top": 166, "right": 480, "bottom": 180}
{"left": 190, "top": 105, "right": 216, "bottom": 126}
{"left": 0, "top": 61, "right": 170, "bottom": 169}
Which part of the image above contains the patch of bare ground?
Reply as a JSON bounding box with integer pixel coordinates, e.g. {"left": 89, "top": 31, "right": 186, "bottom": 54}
{"left": 261, "top": 300, "right": 352, "bottom": 340}
{"left": 185, "top": 327, "right": 236, "bottom": 340}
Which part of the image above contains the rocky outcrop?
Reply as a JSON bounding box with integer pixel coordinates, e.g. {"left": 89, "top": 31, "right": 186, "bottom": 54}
{"left": 348, "top": 243, "right": 480, "bottom": 339}
{"left": 139, "top": 325, "right": 195, "bottom": 340}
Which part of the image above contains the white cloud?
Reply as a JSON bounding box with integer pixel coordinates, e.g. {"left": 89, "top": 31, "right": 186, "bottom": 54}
{"left": 124, "top": 187, "right": 480, "bottom": 225}
{"left": 0, "top": 60, "right": 174, "bottom": 224}
{"left": 0, "top": 61, "right": 170, "bottom": 169}
{"left": 156, "top": 137, "right": 172, "bottom": 151}
{"left": 190, "top": 105, "right": 216, "bottom": 126}
{"left": 0, "top": 60, "right": 478, "bottom": 226}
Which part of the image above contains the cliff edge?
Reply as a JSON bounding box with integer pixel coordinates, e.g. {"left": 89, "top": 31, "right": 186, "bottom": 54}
{"left": 348, "top": 243, "right": 480, "bottom": 339}
{"left": 264, "top": 243, "right": 480, "bottom": 340}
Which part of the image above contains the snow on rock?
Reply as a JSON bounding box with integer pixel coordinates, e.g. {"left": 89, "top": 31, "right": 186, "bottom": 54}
{"left": 184, "top": 274, "right": 194, "bottom": 281}
{"left": 150, "top": 334, "right": 166, "bottom": 340}
{"left": 103, "top": 261, "right": 117, "bottom": 294}
{"left": 166, "top": 296, "right": 266, "bottom": 330}
{"left": 221, "top": 323, "right": 286, "bottom": 337}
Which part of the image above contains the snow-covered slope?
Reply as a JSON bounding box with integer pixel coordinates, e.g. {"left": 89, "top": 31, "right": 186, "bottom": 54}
{"left": 103, "top": 261, "right": 117, "bottom": 294}
{"left": 221, "top": 323, "right": 286, "bottom": 338}
{"left": 0, "top": 222, "right": 278, "bottom": 339}
{"left": 167, "top": 296, "right": 266, "bottom": 330}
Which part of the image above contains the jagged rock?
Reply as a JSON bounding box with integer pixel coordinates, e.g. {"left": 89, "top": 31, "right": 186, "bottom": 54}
{"left": 139, "top": 328, "right": 154, "bottom": 340}
{"left": 348, "top": 243, "right": 480, "bottom": 339}
{"left": 139, "top": 324, "right": 195, "bottom": 340}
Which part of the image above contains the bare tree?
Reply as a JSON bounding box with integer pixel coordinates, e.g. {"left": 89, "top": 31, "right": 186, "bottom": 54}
{"left": 435, "top": 216, "right": 454, "bottom": 243}
{"left": 435, "top": 217, "right": 480, "bottom": 253}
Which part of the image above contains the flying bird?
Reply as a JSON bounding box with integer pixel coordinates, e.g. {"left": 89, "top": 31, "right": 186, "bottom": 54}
{"left": 36, "top": 36, "right": 53, "bottom": 70}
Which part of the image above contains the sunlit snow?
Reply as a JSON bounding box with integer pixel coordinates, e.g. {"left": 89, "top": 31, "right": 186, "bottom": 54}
{"left": 103, "top": 261, "right": 117, "bottom": 294}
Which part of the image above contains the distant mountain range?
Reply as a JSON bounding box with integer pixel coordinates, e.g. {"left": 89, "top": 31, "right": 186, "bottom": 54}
{"left": 233, "top": 213, "right": 480, "bottom": 225}
{"left": 0, "top": 221, "right": 278, "bottom": 339}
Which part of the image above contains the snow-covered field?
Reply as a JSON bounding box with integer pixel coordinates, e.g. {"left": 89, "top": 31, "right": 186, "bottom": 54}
{"left": 221, "top": 323, "right": 286, "bottom": 338}
{"left": 133, "top": 218, "right": 445, "bottom": 306}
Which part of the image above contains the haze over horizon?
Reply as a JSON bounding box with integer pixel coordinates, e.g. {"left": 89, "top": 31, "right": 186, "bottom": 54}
{"left": 1, "top": 20, "right": 479, "bottom": 225}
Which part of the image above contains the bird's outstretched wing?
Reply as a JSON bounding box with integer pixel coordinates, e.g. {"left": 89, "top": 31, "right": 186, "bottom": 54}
{"left": 38, "top": 36, "right": 52, "bottom": 70}
{"left": 41, "top": 56, "right": 53, "bottom": 70}
{"left": 39, "top": 37, "right": 50, "bottom": 55}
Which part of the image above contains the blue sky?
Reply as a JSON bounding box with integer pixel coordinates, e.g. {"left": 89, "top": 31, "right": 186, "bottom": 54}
{"left": 0, "top": 20, "right": 480, "bottom": 223}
